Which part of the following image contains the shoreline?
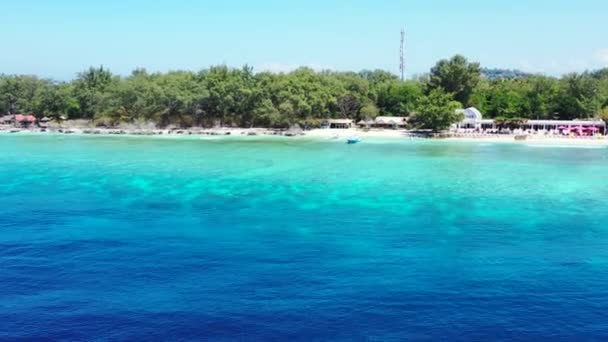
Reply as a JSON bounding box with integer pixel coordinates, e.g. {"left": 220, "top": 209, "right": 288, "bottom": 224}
{"left": 1, "top": 126, "right": 607, "bottom": 147}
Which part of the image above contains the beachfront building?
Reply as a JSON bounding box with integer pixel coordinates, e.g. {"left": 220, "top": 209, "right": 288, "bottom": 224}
{"left": 474, "top": 119, "right": 607, "bottom": 134}
{"left": 357, "top": 116, "right": 408, "bottom": 129}
{"left": 327, "top": 119, "right": 354, "bottom": 129}
{"left": 454, "top": 108, "right": 607, "bottom": 135}
{"left": 519, "top": 120, "right": 606, "bottom": 135}
{"left": 520, "top": 120, "right": 605, "bottom": 132}
{"left": 373, "top": 116, "right": 407, "bottom": 129}
{"left": 356, "top": 119, "right": 375, "bottom": 129}
{"left": 0, "top": 114, "right": 38, "bottom": 127}
{"left": 15, "top": 114, "right": 37, "bottom": 127}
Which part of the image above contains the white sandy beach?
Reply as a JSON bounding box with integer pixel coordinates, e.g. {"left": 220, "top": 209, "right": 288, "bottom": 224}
{"left": 304, "top": 128, "right": 608, "bottom": 146}
{"left": 1, "top": 125, "right": 607, "bottom": 147}
{"left": 443, "top": 135, "right": 608, "bottom": 146}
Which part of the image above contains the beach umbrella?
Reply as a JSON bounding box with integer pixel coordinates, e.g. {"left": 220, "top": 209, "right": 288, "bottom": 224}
{"left": 568, "top": 125, "right": 585, "bottom": 136}
{"left": 558, "top": 125, "right": 568, "bottom": 129}
{"left": 568, "top": 125, "right": 582, "bottom": 132}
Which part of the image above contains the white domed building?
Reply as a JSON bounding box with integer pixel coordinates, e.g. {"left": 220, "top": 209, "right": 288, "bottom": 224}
{"left": 454, "top": 107, "right": 490, "bottom": 130}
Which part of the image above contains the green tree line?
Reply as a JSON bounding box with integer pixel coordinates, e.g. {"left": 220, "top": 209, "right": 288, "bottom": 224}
{"left": 1, "top": 55, "right": 608, "bottom": 130}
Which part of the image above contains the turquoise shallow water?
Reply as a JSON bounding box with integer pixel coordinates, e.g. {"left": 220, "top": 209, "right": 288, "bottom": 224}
{"left": 1, "top": 134, "right": 608, "bottom": 340}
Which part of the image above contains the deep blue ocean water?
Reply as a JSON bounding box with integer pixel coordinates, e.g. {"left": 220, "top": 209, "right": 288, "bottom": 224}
{"left": 1, "top": 134, "right": 608, "bottom": 340}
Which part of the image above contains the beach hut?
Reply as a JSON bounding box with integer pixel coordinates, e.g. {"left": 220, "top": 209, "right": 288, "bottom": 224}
{"left": 327, "top": 119, "right": 354, "bottom": 129}
{"left": 357, "top": 119, "right": 374, "bottom": 129}
{"left": 14, "top": 114, "right": 37, "bottom": 127}
{"left": 373, "top": 116, "right": 407, "bottom": 129}
{"left": 39, "top": 116, "right": 53, "bottom": 128}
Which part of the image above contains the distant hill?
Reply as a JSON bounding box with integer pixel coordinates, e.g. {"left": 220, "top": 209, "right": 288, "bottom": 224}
{"left": 481, "top": 68, "right": 533, "bottom": 80}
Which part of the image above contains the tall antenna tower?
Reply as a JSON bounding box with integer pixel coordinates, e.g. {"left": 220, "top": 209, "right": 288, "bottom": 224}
{"left": 400, "top": 28, "right": 405, "bottom": 82}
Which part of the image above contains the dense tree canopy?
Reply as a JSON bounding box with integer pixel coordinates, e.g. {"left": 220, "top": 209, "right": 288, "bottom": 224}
{"left": 428, "top": 55, "right": 481, "bottom": 106}
{"left": 409, "top": 89, "right": 462, "bottom": 131}
{"left": 1, "top": 55, "right": 608, "bottom": 130}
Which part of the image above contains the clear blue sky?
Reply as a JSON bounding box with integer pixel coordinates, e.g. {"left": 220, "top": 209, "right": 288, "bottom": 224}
{"left": 2, "top": 0, "right": 607, "bottom": 80}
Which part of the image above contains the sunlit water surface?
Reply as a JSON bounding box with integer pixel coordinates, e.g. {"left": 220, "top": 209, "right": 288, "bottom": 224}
{"left": 1, "top": 134, "right": 608, "bottom": 340}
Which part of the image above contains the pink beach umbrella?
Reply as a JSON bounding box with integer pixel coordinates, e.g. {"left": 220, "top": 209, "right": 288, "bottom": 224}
{"left": 568, "top": 125, "right": 586, "bottom": 136}
{"left": 571, "top": 125, "right": 584, "bottom": 133}
{"left": 586, "top": 126, "right": 599, "bottom": 132}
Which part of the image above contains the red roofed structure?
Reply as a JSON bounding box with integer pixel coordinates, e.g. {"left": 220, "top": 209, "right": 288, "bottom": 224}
{"left": 15, "top": 114, "right": 36, "bottom": 122}
{"left": 14, "top": 114, "right": 37, "bottom": 126}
